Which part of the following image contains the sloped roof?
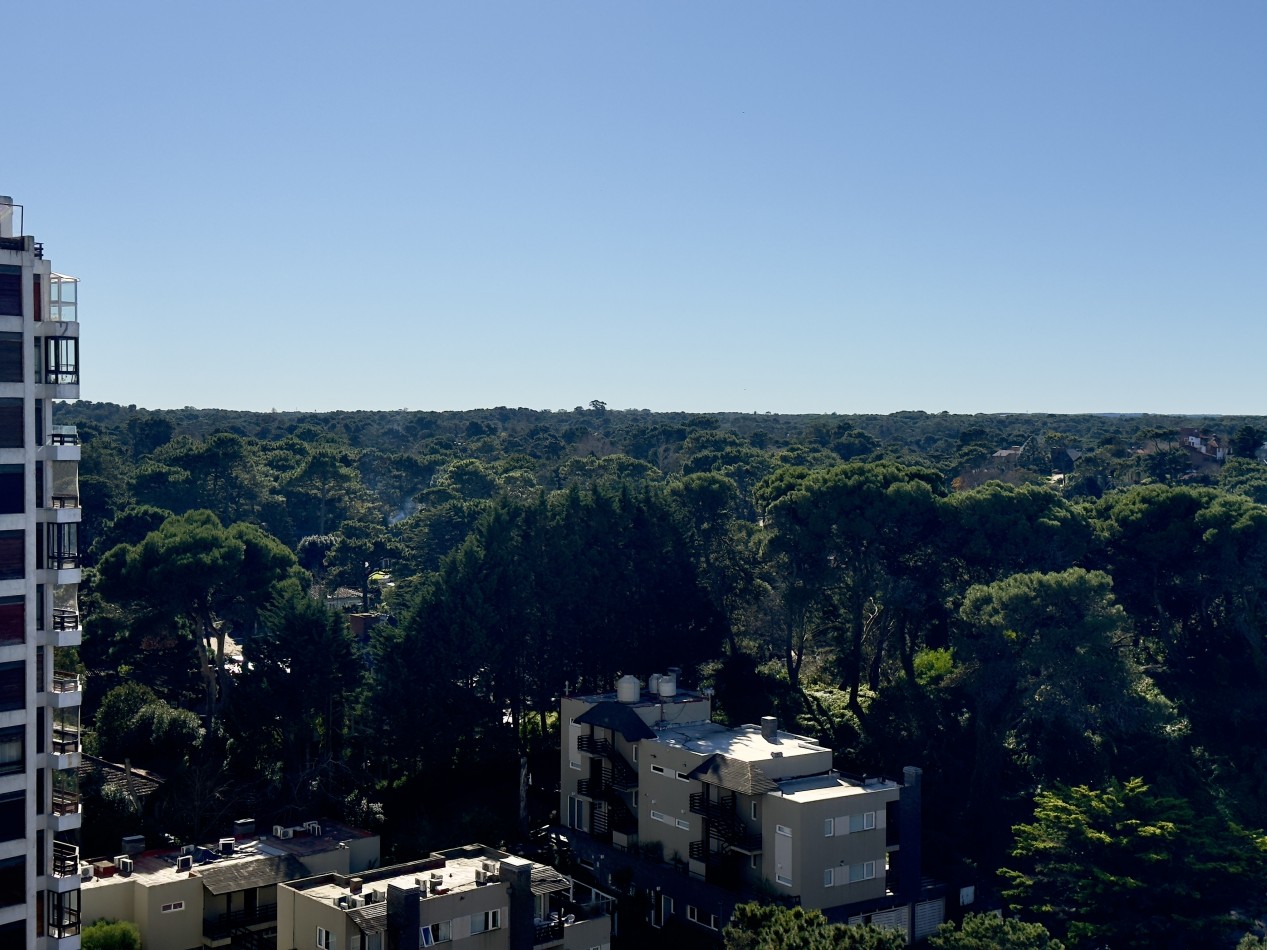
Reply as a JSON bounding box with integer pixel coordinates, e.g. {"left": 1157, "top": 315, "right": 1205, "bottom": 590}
{"left": 198, "top": 854, "right": 308, "bottom": 895}
{"left": 348, "top": 902, "right": 387, "bottom": 933}
{"left": 574, "top": 702, "right": 656, "bottom": 742}
{"left": 531, "top": 864, "right": 571, "bottom": 895}
{"left": 687, "top": 754, "right": 778, "bottom": 796}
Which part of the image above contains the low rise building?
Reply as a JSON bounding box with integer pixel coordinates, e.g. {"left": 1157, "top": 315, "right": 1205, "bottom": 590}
{"left": 81, "top": 819, "right": 379, "bottom": 949}
{"left": 277, "top": 843, "right": 614, "bottom": 950}
{"left": 560, "top": 674, "right": 943, "bottom": 942}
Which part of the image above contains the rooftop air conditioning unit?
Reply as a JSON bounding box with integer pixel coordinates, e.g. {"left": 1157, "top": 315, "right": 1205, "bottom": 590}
{"left": 116, "top": 857, "right": 134, "bottom": 876}
{"left": 475, "top": 868, "right": 488, "bottom": 885}
{"left": 177, "top": 855, "right": 193, "bottom": 873}
{"left": 219, "top": 838, "right": 234, "bottom": 854}
{"left": 272, "top": 825, "right": 286, "bottom": 838}
{"left": 305, "top": 821, "right": 321, "bottom": 835}
{"left": 278, "top": 827, "right": 293, "bottom": 839}
{"left": 180, "top": 844, "right": 195, "bottom": 857}
{"left": 79, "top": 865, "right": 94, "bottom": 883}
{"left": 347, "top": 895, "right": 363, "bottom": 909}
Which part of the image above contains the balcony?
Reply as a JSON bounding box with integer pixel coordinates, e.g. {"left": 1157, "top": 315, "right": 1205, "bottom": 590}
{"left": 576, "top": 777, "right": 604, "bottom": 799}
{"left": 52, "top": 725, "right": 79, "bottom": 754}
{"left": 40, "top": 427, "right": 80, "bottom": 464}
{"left": 47, "top": 905, "right": 81, "bottom": 939}
{"left": 203, "top": 902, "right": 278, "bottom": 942}
{"left": 576, "top": 733, "right": 637, "bottom": 789}
{"left": 690, "top": 792, "right": 762, "bottom": 851}
{"left": 46, "top": 671, "right": 81, "bottom": 709}
{"left": 49, "top": 426, "right": 79, "bottom": 446}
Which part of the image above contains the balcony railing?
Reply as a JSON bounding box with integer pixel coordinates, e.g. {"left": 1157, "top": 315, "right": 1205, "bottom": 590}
{"left": 48, "top": 906, "right": 81, "bottom": 939}
{"left": 576, "top": 777, "right": 603, "bottom": 799}
{"left": 52, "top": 788, "right": 80, "bottom": 816}
{"left": 204, "top": 903, "right": 279, "bottom": 940}
{"left": 46, "top": 552, "right": 81, "bottom": 570}
{"left": 48, "top": 426, "right": 79, "bottom": 446}
{"left": 533, "top": 918, "right": 565, "bottom": 945}
{"left": 51, "top": 670, "right": 80, "bottom": 693}
{"left": 50, "top": 494, "right": 79, "bottom": 509}
{"left": 52, "top": 840, "right": 78, "bottom": 877}
{"left": 576, "top": 733, "right": 637, "bottom": 788}
{"left": 53, "top": 609, "right": 80, "bottom": 631}
{"left": 52, "top": 726, "right": 79, "bottom": 754}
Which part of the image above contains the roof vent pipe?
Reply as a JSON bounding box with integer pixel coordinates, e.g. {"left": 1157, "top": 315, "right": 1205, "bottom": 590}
{"left": 760, "top": 716, "right": 778, "bottom": 740}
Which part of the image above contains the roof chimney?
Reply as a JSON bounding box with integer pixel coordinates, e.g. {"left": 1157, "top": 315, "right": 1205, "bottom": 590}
{"left": 760, "top": 716, "right": 778, "bottom": 740}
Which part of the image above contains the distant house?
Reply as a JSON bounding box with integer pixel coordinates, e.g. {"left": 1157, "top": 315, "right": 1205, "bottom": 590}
{"left": 992, "top": 446, "right": 1022, "bottom": 461}
{"left": 1179, "top": 428, "right": 1226, "bottom": 461}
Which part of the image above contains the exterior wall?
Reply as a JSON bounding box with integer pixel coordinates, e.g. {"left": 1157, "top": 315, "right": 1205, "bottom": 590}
{"left": 763, "top": 786, "right": 899, "bottom": 911}
{"left": 80, "top": 877, "right": 138, "bottom": 930}
{"left": 347, "top": 834, "right": 381, "bottom": 873}
{"left": 638, "top": 743, "right": 704, "bottom": 863}
{"left": 133, "top": 875, "right": 204, "bottom": 950}
{"left": 562, "top": 915, "right": 610, "bottom": 949}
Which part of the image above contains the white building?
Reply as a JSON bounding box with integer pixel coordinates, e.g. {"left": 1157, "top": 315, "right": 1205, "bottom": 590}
{"left": 0, "top": 196, "right": 84, "bottom": 948}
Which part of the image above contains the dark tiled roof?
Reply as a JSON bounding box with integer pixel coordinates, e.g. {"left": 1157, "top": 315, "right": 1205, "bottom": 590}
{"left": 687, "top": 754, "right": 778, "bottom": 795}
{"left": 198, "top": 854, "right": 308, "bottom": 895}
{"left": 531, "top": 864, "right": 570, "bottom": 895}
{"left": 574, "top": 702, "right": 656, "bottom": 741}
{"left": 348, "top": 902, "right": 387, "bottom": 933}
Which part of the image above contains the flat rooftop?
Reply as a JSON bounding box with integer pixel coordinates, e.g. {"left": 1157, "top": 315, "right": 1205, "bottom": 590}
{"left": 84, "top": 820, "right": 375, "bottom": 890}
{"left": 567, "top": 687, "right": 711, "bottom": 711}
{"left": 775, "top": 773, "right": 900, "bottom": 803}
{"left": 651, "top": 721, "right": 828, "bottom": 763}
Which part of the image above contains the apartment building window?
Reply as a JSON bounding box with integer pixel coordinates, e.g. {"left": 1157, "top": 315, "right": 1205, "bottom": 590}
{"left": 631, "top": 745, "right": 638, "bottom": 762}
{"left": 824, "top": 867, "right": 835, "bottom": 887}
{"left": 675, "top": 771, "right": 690, "bottom": 782}
{"left": 0, "top": 791, "right": 22, "bottom": 842}
{"left": 0, "top": 855, "right": 24, "bottom": 907}
{"left": 0, "top": 531, "right": 23, "bottom": 580}
{"left": 470, "top": 909, "right": 501, "bottom": 934}
{"left": 0, "top": 466, "right": 21, "bottom": 515}
{"left": 0, "top": 727, "right": 22, "bottom": 775}
{"left": 44, "top": 338, "right": 78, "bottom": 386}
{"left": 420, "top": 920, "right": 451, "bottom": 945}
{"left": 0, "top": 399, "right": 20, "bottom": 449}
{"left": 0, "top": 333, "right": 21, "bottom": 382}
{"left": 750, "top": 801, "right": 758, "bottom": 821}
{"left": 0, "top": 269, "right": 20, "bottom": 317}
{"left": 316, "top": 926, "right": 334, "bottom": 949}
{"left": 824, "top": 818, "right": 834, "bottom": 837}
{"left": 0, "top": 598, "right": 23, "bottom": 646}
{"left": 675, "top": 818, "right": 690, "bottom": 830}
{"left": 650, "top": 765, "right": 665, "bottom": 775}
{"left": 848, "top": 861, "right": 876, "bottom": 883}
{"left": 0, "top": 663, "right": 23, "bottom": 712}
{"left": 687, "top": 906, "right": 720, "bottom": 930}
{"left": 649, "top": 810, "right": 670, "bottom": 824}
{"left": 831, "top": 811, "right": 877, "bottom": 836}
{"left": 775, "top": 824, "right": 793, "bottom": 887}
{"left": 161, "top": 901, "right": 185, "bottom": 913}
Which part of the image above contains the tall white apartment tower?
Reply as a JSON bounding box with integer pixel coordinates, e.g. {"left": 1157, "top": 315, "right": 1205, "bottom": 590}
{"left": 0, "top": 197, "right": 84, "bottom": 948}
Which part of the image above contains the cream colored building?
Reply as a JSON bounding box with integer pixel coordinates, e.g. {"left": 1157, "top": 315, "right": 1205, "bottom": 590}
{"left": 560, "top": 674, "right": 942, "bottom": 941}
{"left": 277, "top": 844, "right": 613, "bottom": 950}
{"left": 0, "top": 196, "right": 85, "bottom": 949}
{"left": 81, "top": 820, "right": 380, "bottom": 949}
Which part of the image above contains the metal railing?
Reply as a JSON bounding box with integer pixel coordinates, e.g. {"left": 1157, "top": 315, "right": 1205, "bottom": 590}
{"left": 51, "top": 840, "right": 78, "bottom": 877}
{"left": 51, "top": 727, "right": 79, "bottom": 754}
{"left": 48, "top": 426, "right": 79, "bottom": 446}
{"left": 533, "top": 919, "right": 565, "bottom": 945}
{"left": 51, "top": 670, "right": 80, "bottom": 693}
{"left": 204, "top": 903, "right": 279, "bottom": 940}
{"left": 52, "top": 788, "right": 80, "bottom": 816}
{"left": 53, "top": 609, "right": 80, "bottom": 631}
{"left": 50, "top": 494, "right": 78, "bottom": 509}
{"left": 46, "top": 552, "right": 81, "bottom": 570}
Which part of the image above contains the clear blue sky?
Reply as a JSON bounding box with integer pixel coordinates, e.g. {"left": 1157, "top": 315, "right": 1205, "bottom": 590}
{"left": 8, "top": 2, "right": 1265, "bottom": 414}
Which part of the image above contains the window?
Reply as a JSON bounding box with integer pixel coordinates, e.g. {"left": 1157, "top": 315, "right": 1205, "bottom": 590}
{"left": 0, "top": 598, "right": 22, "bottom": 646}
{"left": 687, "top": 905, "right": 698, "bottom": 923}
{"left": 0, "top": 855, "right": 24, "bottom": 908}
{"left": 0, "top": 727, "right": 22, "bottom": 775}
{"left": 0, "top": 270, "right": 20, "bottom": 318}
{"left": 0, "top": 531, "right": 23, "bottom": 581}
{"left": 0, "top": 332, "right": 20, "bottom": 382}
{"left": 850, "top": 811, "right": 876, "bottom": 833}
{"left": 317, "top": 926, "right": 334, "bottom": 949}
{"left": 649, "top": 810, "right": 670, "bottom": 824}
{"left": 0, "top": 466, "right": 21, "bottom": 515}
{"left": 650, "top": 765, "right": 665, "bottom": 775}
{"left": 420, "top": 920, "right": 451, "bottom": 945}
{"left": 824, "top": 867, "right": 835, "bottom": 887}
{"left": 776, "top": 874, "right": 793, "bottom": 886}
{"left": 0, "top": 792, "right": 22, "bottom": 842}
{"left": 470, "top": 909, "right": 501, "bottom": 934}
{"left": 0, "top": 398, "right": 21, "bottom": 449}
{"left": 848, "top": 861, "right": 876, "bottom": 883}
{"left": 161, "top": 901, "right": 185, "bottom": 913}
{"left": 675, "top": 771, "right": 690, "bottom": 782}
{"left": 824, "top": 818, "right": 834, "bottom": 837}
{"left": 675, "top": 818, "right": 690, "bottom": 830}
{"left": 0, "top": 663, "right": 23, "bottom": 713}
{"left": 631, "top": 745, "right": 638, "bottom": 762}
{"left": 750, "top": 854, "right": 759, "bottom": 869}
{"left": 44, "top": 338, "right": 79, "bottom": 386}
{"left": 750, "top": 801, "right": 758, "bottom": 821}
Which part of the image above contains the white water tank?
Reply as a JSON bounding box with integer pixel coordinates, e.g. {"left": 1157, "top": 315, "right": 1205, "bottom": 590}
{"left": 616, "top": 674, "right": 640, "bottom": 703}
{"left": 648, "top": 673, "right": 662, "bottom": 695}
{"left": 658, "top": 673, "right": 677, "bottom": 698}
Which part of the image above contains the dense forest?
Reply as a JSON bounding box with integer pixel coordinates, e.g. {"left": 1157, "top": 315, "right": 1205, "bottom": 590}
{"left": 58, "top": 401, "right": 1267, "bottom": 948}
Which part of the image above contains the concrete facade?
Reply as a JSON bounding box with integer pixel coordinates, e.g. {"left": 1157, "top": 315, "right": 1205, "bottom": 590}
{"left": 0, "top": 195, "right": 84, "bottom": 949}
{"left": 559, "top": 676, "right": 942, "bottom": 942}
{"left": 277, "top": 844, "right": 613, "bottom": 950}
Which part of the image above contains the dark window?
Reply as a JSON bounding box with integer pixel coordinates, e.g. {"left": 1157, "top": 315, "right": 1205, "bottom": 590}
{"left": 0, "top": 398, "right": 21, "bottom": 449}
{"left": 0, "top": 531, "right": 22, "bottom": 580}
{"left": 0, "top": 662, "right": 23, "bottom": 712}
{"left": 0, "top": 465, "right": 22, "bottom": 515}
{"left": 0, "top": 855, "right": 24, "bottom": 908}
{"left": 0, "top": 266, "right": 19, "bottom": 316}
{"left": 0, "top": 597, "right": 22, "bottom": 646}
{"left": 44, "top": 338, "right": 78, "bottom": 385}
{"left": 0, "top": 791, "right": 24, "bottom": 842}
{"left": 0, "top": 332, "right": 22, "bottom": 383}
{"left": 0, "top": 726, "right": 22, "bottom": 775}
{"left": 32, "top": 275, "right": 41, "bottom": 323}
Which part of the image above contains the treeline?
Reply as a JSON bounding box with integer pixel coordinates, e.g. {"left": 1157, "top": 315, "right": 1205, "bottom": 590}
{"left": 60, "top": 402, "right": 1267, "bottom": 948}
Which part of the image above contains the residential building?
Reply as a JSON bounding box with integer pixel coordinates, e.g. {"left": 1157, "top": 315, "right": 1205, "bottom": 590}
{"left": 81, "top": 819, "right": 380, "bottom": 949}
{"left": 559, "top": 674, "right": 943, "bottom": 943}
{"left": 277, "top": 843, "right": 614, "bottom": 950}
{"left": 0, "top": 195, "right": 85, "bottom": 948}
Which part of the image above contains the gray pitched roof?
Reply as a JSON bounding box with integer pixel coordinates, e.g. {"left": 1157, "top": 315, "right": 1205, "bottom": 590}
{"left": 197, "top": 854, "right": 308, "bottom": 895}
{"left": 687, "top": 754, "right": 778, "bottom": 795}
{"left": 574, "top": 702, "right": 656, "bottom": 742}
